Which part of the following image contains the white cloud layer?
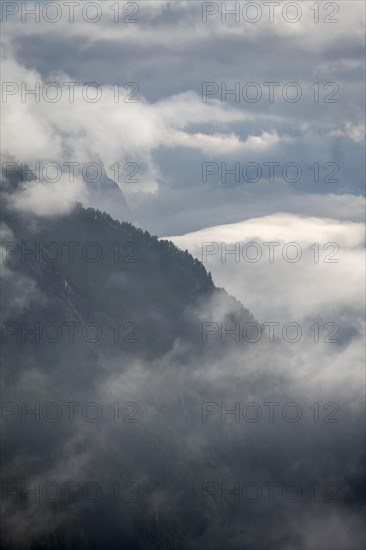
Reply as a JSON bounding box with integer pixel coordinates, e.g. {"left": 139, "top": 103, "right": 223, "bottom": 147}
{"left": 166, "top": 213, "right": 365, "bottom": 323}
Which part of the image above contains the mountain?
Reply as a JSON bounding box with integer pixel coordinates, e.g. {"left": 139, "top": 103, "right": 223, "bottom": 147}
{"left": 1, "top": 155, "right": 133, "bottom": 223}
{"left": 1, "top": 172, "right": 258, "bottom": 549}
{"left": 1, "top": 200, "right": 256, "bottom": 366}
{"left": 1, "top": 170, "right": 365, "bottom": 550}
{"left": 84, "top": 171, "right": 133, "bottom": 224}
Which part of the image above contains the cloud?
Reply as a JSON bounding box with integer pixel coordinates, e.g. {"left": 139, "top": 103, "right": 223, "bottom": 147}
{"left": 1, "top": 0, "right": 364, "bottom": 226}
{"left": 165, "top": 213, "right": 365, "bottom": 323}
{"left": 330, "top": 122, "right": 366, "bottom": 143}
{"left": 1, "top": 3, "right": 365, "bottom": 548}
{"left": 1, "top": 207, "right": 365, "bottom": 549}
{"left": 168, "top": 130, "right": 285, "bottom": 155}
{"left": 3, "top": 55, "right": 277, "bottom": 216}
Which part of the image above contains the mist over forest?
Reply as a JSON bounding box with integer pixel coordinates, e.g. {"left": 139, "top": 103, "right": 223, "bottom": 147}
{"left": 1, "top": 2, "right": 365, "bottom": 549}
